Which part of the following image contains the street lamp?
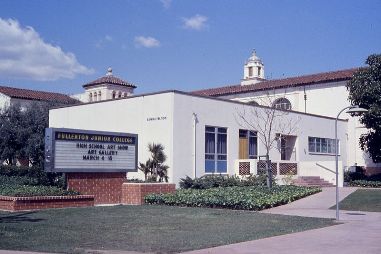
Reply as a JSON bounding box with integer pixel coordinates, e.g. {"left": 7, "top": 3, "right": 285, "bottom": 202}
{"left": 335, "top": 105, "right": 368, "bottom": 221}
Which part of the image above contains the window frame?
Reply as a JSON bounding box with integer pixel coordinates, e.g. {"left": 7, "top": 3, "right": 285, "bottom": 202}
{"left": 273, "top": 98, "right": 292, "bottom": 110}
{"left": 205, "top": 126, "right": 228, "bottom": 174}
{"left": 308, "top": 136, "right": 339, "bottom": 155}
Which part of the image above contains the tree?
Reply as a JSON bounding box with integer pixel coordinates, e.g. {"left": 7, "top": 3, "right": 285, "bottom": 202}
{"left": 236, "top": 93, "right": 299, "bottom": 188}
{"left": 138, "top": 143, "right": 169, "bottom": 182}
{"left": 0, "top": 100, "right": 77, "bottom": 166}
{"left": 347, "top": 54, "right": 381, "bottom": 162}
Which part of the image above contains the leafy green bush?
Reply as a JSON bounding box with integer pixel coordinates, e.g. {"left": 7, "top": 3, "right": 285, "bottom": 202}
{"left": 179, "top": 174, "right": 273, "bottom": 189}
{"left": 348, "top": 180, "right": 381, "bottom": 188}
{"left": 0, "top": 175, "right": 79, "bottom": 197}
{"left": 0, "top": 165, "right": 65, "bottom": 187}
{"left": 145, "top": 185, "right": 320, "bottom": 211}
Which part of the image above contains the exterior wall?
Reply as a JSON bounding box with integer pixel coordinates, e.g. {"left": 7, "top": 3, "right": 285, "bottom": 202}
{"left": 66, "top": 172, "right": 126, "bottom": 204}
{"left": 49, "top": 91, "right": 348, "bottom": 186}
{"left": 49, "top": 93, "right": 175, "bottom": 182}
{"left": 0, "top": 93, "right": 10, "bottom": 110}
{"left": 222, "top": 81, "right": 381, "bottom": 172}
{"left": 171, "top": 92, "right": 347, "bottom": 186}
{"left": 0, "top": 195, "right": 94, "bottom": 211}
{"left": 121, "top": 183, "right": 176, "bottom": 205}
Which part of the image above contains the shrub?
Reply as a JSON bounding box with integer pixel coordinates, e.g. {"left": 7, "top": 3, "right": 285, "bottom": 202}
{"left": 0, "top": 165, "right": 65, "bottom": 188}
{"left": 348, "top": 180, "right": 381, "bottom": 188}
{"left": 179, "top": 174, "right": 272, "bottom": 189}
{"left": 145, "top": 185, "right": 320, "bottom": 211}
{"left": 0, "top": 184, "right": 79, "bottom": 197}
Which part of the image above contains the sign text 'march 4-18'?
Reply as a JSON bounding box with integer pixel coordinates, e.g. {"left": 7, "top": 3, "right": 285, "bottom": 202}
{"left": 44, "top": 128, "right": 138, "bottom": 173}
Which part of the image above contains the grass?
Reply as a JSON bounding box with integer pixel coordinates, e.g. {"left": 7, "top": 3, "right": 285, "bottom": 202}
{"left": 0, "top": 205, "right": 335, "bottom": 253}
{"left": 331, "top": 189, "right": 381, "bottom": 212}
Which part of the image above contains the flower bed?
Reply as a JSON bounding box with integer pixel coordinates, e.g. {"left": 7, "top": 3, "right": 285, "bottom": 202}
{"left": 145, "top": 185, "right": 321, "bottom": 211}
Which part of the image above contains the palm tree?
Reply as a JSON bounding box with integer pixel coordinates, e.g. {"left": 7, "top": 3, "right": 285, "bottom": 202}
{"left": 138, "top": 159, "right": 152, "bottom": 181}
{"left": 148, "top": 143, "right": 167, "bottom": 180}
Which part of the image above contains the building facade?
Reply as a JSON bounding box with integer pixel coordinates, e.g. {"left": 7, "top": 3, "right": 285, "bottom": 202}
{"left": 49, "top": 91, "right": 348, "bottom": 186}
{"left": 193, "top": 51, "right": 380, "bottom": 175}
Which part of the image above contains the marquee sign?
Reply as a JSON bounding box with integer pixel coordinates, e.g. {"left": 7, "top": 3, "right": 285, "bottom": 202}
{"left": 44, "top": 128, "right": 138, "bottom": 173}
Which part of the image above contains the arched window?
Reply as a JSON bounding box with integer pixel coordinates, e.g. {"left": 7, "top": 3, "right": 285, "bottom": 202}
{"left": 112, "top": 91, "right": 116, "bottom": 99}
{"left": 248, "top": 100, "right": 259, "bottom": 106}
{"left": 94, "top": 92, "right": 97, "bottom": 101}
{"left": 118, "top": 91, "right": 122, "bottom": 98}
{"left": 98, "top": 91, "right": 101, "bottom": 101}
{"left": 89, "top": 93, "right": 93, "bottom": 102}
{"left": 273, "top": 98, "right": 292, "bottom": 110}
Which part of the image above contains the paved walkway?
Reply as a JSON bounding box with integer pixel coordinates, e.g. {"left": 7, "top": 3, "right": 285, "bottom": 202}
{"left": 182, "top": 187, "right": 381, "bottom": 254}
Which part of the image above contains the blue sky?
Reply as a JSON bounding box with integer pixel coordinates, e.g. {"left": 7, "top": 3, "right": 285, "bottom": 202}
{"left": 0, "top": 0, "right": 380, "bottom": 95}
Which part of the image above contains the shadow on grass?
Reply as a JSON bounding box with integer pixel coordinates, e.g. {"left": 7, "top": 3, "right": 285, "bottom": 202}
{"left": 0, "top": 211, "right": 44, "bottom": 223}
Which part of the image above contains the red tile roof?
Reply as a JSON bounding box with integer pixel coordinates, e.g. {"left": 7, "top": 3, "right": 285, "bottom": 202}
{"left": 0, "top": 85, "right": 79, "bottom": 104}
{"left": 192, "top": 68, "right": 359, "bottom": 97}
{"left": 83, "top": 75, "right": 136, "bottom": 88}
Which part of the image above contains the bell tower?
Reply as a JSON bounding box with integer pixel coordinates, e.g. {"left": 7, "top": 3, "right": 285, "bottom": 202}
{"left": 241, "top": 50, "right": 265, "bottom": 86}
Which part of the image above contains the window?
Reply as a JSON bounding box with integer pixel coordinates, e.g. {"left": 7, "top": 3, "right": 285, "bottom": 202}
{"left": 89, "top": 93, "right": 93, "bottom": 102}
{"left": 258, "top": 66, "right": 261, "bottom": 76}
{"left": 205, "top": 126, "right": 227, "bottom": 173}
{"left": 273, "top": 98, "right": 292, "bottom": 110}
{"left": 118, "top": 91, "right": 122, "bottom": 98}
{"left": 239, "top": 130, "right": 258, "bottom": 159}
{"left": 94, "top": 92, "right": 97, "bottom": 101}
{"left": 98, "top": 91, "right": 101, "bottom": 101}
{"left": 248, "top": 66, "right": 253, "bottom": 77}
{"left": 123, "top": 92, "right": 127, "bottom": 97}
{"left": 248, "top": 100, "right": 259, "bottom": 106}
{"left": 112, "top": 91, "right": 116, "bottom": 99}
{"left": 308, "top": 137, "right": 339, "bottom": 154}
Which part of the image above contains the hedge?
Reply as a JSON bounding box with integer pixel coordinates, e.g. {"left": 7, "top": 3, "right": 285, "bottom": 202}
{"left": 0, "top": 175, "right": 79, "bottom": 197}
{"left": 179, "top": 174, "right": 273, "bottom": 189}
{"left": 348, "top": 180, "right": 381, "bottom": 188}
{"left": 145, "top": 185, "right": 321, "bottom": 211}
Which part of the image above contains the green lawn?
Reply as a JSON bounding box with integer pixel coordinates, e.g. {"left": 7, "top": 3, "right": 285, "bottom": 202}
{"left": 332, "top": 189, "right": 381, "bottom": 212}
{"left": 0, "top": 205, "right": 335, "bottom": 253}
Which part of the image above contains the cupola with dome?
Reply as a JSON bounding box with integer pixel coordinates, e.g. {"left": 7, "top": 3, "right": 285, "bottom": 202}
{"left": 241, "top": 50, "right": 266, "bottom": 86}
{"left": 82, "top": 68, "right": 137, "bottom": 102}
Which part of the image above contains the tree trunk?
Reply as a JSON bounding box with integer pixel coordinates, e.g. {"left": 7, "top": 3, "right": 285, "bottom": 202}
{"left": 266, "top": 154, "right": 273, "bottom": 188}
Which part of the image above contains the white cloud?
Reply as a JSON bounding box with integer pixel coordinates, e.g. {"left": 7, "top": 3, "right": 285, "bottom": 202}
{"left": 134, "top": 36, "right": 161, "bottom": 48}
{"left": 95, "top": 35, "right": 113, "bottom": 48}
{"left": 160, "top": 0, "right": 172, "bottom": 9}
{"left": 0, "top": 18, "right": 93, "bottom": 81}
{"left": 182, "top": 14, "right": 208, "bottom": 30}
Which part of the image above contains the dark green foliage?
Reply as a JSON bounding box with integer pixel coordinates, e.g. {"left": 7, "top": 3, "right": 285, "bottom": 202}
{"left": 344, "top": 169, "right": 381, "bottom": 188}
{"left": 347, "top": 54, "right": 381, "bottom": 162}
{"left": 348, "top": 180, "right": 381, "bottom": 188}
{"left": 0, "top": 175, "right": 78, "bottom": 196}
{"left": 138, "top": 143, "right": 169, "bottom": 182}
{"left": 0, "top": 165, "right": 65, "bottom": 187}
{"left": 0, "top": 101, "right": 77, "bottom": 166}
{"left": 179, "top": 174, "right": 273, "bottom": 189}
{"left": 145, "top": 185, "right": 321, "bottom": 211}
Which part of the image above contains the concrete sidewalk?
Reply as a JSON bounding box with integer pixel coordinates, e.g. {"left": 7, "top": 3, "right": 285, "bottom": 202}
{"left": 182, "top": 187, "right": 381, "bottom": 254}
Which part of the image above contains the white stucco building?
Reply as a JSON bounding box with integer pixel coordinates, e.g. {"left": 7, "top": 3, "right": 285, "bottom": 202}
{"left": 49, "top": 90, "right": 349, "bottom": 186}
{"left": 0, "top": 85, "right": 77, "bottom": 110}
{"left": 193, "top": 51, "right": 380, "bottom": 176}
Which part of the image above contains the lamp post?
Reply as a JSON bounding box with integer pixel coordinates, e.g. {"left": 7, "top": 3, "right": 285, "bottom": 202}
{"left": 335, "top": 105, "right": 368, "bottom": 221}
